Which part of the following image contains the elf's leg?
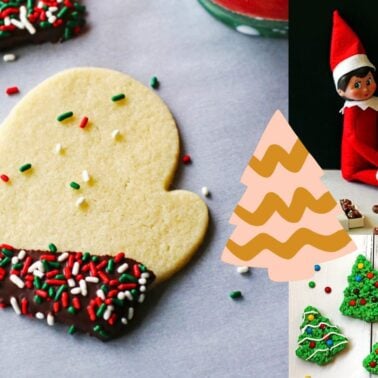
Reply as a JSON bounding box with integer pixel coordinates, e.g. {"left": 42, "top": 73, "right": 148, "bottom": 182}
{"left": 342, "top": 169, "right": 378, "bottom": 186}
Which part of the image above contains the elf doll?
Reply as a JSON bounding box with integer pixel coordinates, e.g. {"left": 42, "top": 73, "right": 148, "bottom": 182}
{"left": 330, "top": 10, "right": 378, "bottom": 186}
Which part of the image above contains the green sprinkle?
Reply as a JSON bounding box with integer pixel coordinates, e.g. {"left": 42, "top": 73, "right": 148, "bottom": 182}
{"left": 106, "top": 259, "right": 115, "bottom": 273}
{"left": 47, "top": 261, "right": 61, "bottom": 269}
{"left": 83, "top": 252, "right": 90, "bottom": 262}
{"left": 34, "top": 277, "right": 42, "bottom": 290}
{"left": 48, "top": 287, "right": 55, "bottom": 297}
{"left": 99, "top": 330, "right": 110, "bottom": 339}
{"left": 68, "top": 306, "right": 76, "bottom": 315}
{"left": 0, "top": 257, "right": 10, "bottom": 267}
{"left": 34, "top": 295, "right": 42, "bottom": 304}
{"left": 54, "top": 285, "right": 67, "bottom": 301}
{"left": 42, "top": 260, "right": 50, "bottom": 273}
{"left": 93, "top": 325, "right": 101, "bottom": 333}
{"left": 150, "top": 76, "right": 159, "bottom": 89}
{"left": 68, "top": 325, "right": 76, "bottom": 335}
{"left": 309, "top": 281, "right": 316, "bottom": 289}
{"left": 91, "top": 256, "right": 100, "bottom": 262}
{"left": 48, "top": 243, "right": 57, "bottom": 253}
{"left": 70, "top": 182, "right": 80, "bottom": 190}
{"left": 96, "top": 303, "right": 106, "bottom": 318}
{"left": 2, "top": 248, "right": 14, "bottom": 257}
{"left": 40, "top": 21, "right": 51, "bottom": 29}
{"left": 139, "top": 264, "right": 147, "bottom": 272}
{"left": 19, "top": 163, "right": 32, "bottom": 173}
{"left": 57, "top": 6, "right": 69, "bottom": 18}
{"left": 112, "top": 298, "right": 124, "bottom": 307}
{"left": 55, "top": 274, "right": 65, "bottom": 280}
{"left": 42, "top": 282, "right": 49, "bottom": 291}
{"left": 131, "top": 289, "right": 138, "bottom": 298}
{"left": 229, "top": 291, "right": 243, "bottom": 299}
{"left": 100, "top": 284, "right": 108, "bottom": 294}
{"left": 111, "top": 93, "right": 125, "bottom": 102}
{"left": 119, "top": 273, "right": 138, "bottom": 283}
{"left": 12, "top": 263, "right": 22, "bottom": 270}
{"left": 57, "top": 111, "right": 73, "bottom": 122}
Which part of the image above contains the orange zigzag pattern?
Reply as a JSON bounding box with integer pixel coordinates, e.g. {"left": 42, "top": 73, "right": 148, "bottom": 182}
{"left": 226, "top": 229, "right": 351, "bottom": 261}
{"left": 235, "top": 189, "right": 336, "bottom": 226}
{"left": 249, "top": 139, "right": 308, "bottom": 177}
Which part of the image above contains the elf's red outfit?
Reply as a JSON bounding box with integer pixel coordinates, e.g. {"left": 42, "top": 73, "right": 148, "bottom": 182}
{"left": 331, "top": 11, "right": 378, "bottom": 186}
{"left": 341, "top": 98, "right": 378, "bottom": 186}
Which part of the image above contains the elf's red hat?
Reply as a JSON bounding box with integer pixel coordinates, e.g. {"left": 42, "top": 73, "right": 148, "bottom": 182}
{"left": 330, "top": 10, "right": 375, "bottom": 88}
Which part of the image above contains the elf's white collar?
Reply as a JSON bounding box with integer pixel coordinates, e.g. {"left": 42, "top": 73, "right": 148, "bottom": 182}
{"left": 340, "top": 96, "right": 378, "bottom": 114}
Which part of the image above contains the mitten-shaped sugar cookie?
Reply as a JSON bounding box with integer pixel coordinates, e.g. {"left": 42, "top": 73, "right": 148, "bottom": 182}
{"left": 0, "top": 68, "right": 208, "bottom": 340}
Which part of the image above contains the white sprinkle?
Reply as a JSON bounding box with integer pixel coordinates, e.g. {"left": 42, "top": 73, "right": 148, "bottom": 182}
{"left": 85, "top": 276, "right": 99, "bottom": 284}
{"left": 96, "top": 289, "right": 105, "bottom": 300}
{"left": 20, "top": 6, "right": 36, "bottom": 35}
{"left": 46, "top": 10, "right": 52, "bottom": 18}
{"left": 124, "top": 291, "right": 133, "bottom": 301}
{"left": 10, "top": 297, "right": 21, "bottom": 315}
{"left": 103, "top": 305, "right": 114, "bottom": 321}
{"left": 48, "top": 16, "right": 57, "bottom": 24}
{"left": 139, "top": 286, "right": 146, "bottom": 293}
{"left": 4, "top": 17, "right": 10, "bottom": 27}
{"left": 201, "top": 186, "right": 210, "bottom": 197}
{"left": 138, "top": 294, "right": 145, "bottom": 303}
{"left": 72, "top": 261, "right": 80, "bottom": 276}
{"left": 10, "top": 274, "right": 24, "bottom": 289}
{"left": 28, "top": 261, "right": 44, "bottom": 273}
{"left": 121, "top": 317, "right": 128, "bottom": 325}
{"left": 35, "top": 312, "right": 44, "bottom": 320}
{"left": 76, "top": 196, "right": 86, "bottom": 207}
{"left": 128, "top": 307, "right": 134, "bottom": 320}
{"left": 237, "top": 266, "right": 250, "bottom": 274}
{"left": 68, "top": 278, "right": 76, "bottom": 288}
{"left": 111, "top": 129, "right": 120, "bottom": 139}
{"left": 10, "top": 19, "right": 25, "bottom": 30}
{"left": 37, "top": 1, "right": 44, "bottom": 8}
{"left": 79, "top": 279, "right": 87, "bottom": 296}
{"left": 18, "top": 250, "right": 26, "bottom": 260}
{"left": 33, "top": 270, "right": 44, "bottom": 278}
{"left": 49, "top": 6, "right": 58, "bottom": 12}
{"left": 71, "top": 287, "right": 81, "bottom": 295}
{"left": 138, "top": 278, "right": 147, "bottom": 285}
{"left": 47, "top": 313, "right": 55, "bottom": 326}
{"left": 54, "top": 143, "right": 63, "bottom": 154}
{"left": 11, "top": 256, "right": 19, "bottom": 265}
{"left": 117, "top": 292, "right": 125, "bottom": 300}
{"left": 82, "top": 170, "right": 90, "bottom": 183}
{"left": 141, "top": 272, "right": 150, "bottom": 279}
{"left": 3, "top": 53, "right": 16, "bottom": 62}
{"left": 58, "top": 252, "right": 69, "bottom": 262}
{"left": 117, "top": 263, "right": 128, "bottom": 274}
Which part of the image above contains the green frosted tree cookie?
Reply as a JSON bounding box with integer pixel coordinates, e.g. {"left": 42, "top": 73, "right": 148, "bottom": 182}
{"left": 295, "top": 306, "right": 348, "bottom": 365}
{"left": 363, "top": 342, "right": 378, "bottom": 374}
{"left": 340, "top": 254, "right": 378, "bottom": 322}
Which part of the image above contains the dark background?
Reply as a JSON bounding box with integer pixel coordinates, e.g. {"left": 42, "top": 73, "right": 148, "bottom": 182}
{"left": 289, "top": 1, "right": 378, "bottom": 168}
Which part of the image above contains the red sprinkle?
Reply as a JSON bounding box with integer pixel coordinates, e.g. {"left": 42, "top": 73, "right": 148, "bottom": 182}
{"left": 349, "top": 299, "right": 356, "bottom": 306}
{"left": 109, "top": 279, "right": 119, "bottom": 287}
{"left": 0, "top": 244, "right": 14, "bottom": 250}
{"left": 0, "top": 267, "right": 6, "bottom": 280}
{"left": 133, "top": 264, "right": 141, "bottom": 278}
{"left": 367, "top": 272, "right": 374, "bottom": 279}
{"left": 41, "top": 254, "right": 56, "bottom": 262}
{"left": 0, "top": 175, "right": 9, "bottom": 183}
{"left": 53, "top": 302, "right": 60, "bottom": 313}
{"left": 0, "top": 303, "right": 7, "bottom": 309}
{"left": 61, "top": 292, "right": 69, "bottom": 308}
{"left": 360, "top": 298, "right": 367, "bottom": 305}
{"left": 72, "top": 297, "right": 81, "bottom": 310}
{"left": 21, "top": 256, "right": 32, "bottom": 276}
{"left": 35, "top": 290, "right": 48, "bottom": 299}
{"left": 6, "top": 86, "right": 19, "bottom": 96}
{"left": 182, "top": 154, "right": 191, "bottom": 164}
{"left": 25, "top": 281, "right": 32, "bottom": 289}
{"left": 63, "top": 266, "right": 71, "bottom": 279}
{"left": 98, "top": 271, "right": 110, "bottom": 284}
{"left": 108, "top": 313, "right": 117, "bottom": 326}
{"left": 67, "top": 254, "right": 75, "bottom": 268}
{"left": 105, "top": 298, "right": 113, "bottom": 305}
{"left": 118, "top": 283, "right": 137, "bottom": 290}
{"left": 79, "top": 116, "right": 89, "bottom": 129}
{"left": 114, "top": 253, "right": 125, "bottom": 263}
{"left": 89, "top": 262, "right": 97, "bottom": 276}
{"left": 21, "top": 298, "right": 28, "bottom": 315}
{"left": 108, "top": 290, "right": 118, "bottom": 298}
{"left": 324, "top": 287, "right": 332, "bottom": 294}
{"left": 46, "top": 270, "right": 59, "bottom": 278}
{"left": 87, "top": 306, "right": 96, "bottom": 321}
{"left": 46, "top": 279, "right": 66, "bottom": 286}
{"left": 96, "top": 260, "right": 107, "bottom": 270}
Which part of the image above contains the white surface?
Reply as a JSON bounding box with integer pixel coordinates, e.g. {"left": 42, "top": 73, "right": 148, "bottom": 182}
{"left": 0, "top": 1, "right": 288, "bottom": 378}
{"left": 289, "top": 235, "right": 374, "bottom": 378}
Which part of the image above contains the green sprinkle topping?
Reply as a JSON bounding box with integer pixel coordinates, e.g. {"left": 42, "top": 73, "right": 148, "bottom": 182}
{"left": 48, "top": 287, "right": 55, "bottom": 297}
{"left": 57, "top": 111, "right": 73, "bottom": 122}
{"left": 150, "top": 76, "right": 159, "bottom": 89}
{"left": 2, "top": 248, "right": 14, "bottom": 257}
{"left": 106, "top": 259, "right": 115, "bottom": 273}
{"left": 34, "top": 277, "right": 42, "bottom": 290}
{"left": 308, "top": 281, "right": 316, "bottom": 289}
{"left": 68, "top": 306, "right": 76, "bottom": 315}
{"left": 229, "top": 291, "right": 243, "bottom": 299}
{"left": 54, "top": 285, "right": 68, "bottom": 301}
{"left": 68, "top": 325, "right": 76, "bottom": 335}
{"left": 93, "top": 325, "right": 101, "bottom": 333}
{"left": 19, "top": 163, "right": 32, "bottom": 173}
{"left": 119, "top": 273, "right": 138, "bottom": 283}
{"left": 83, "top": 252, "right": 90, "bottom": 262}
{"left": 48, "top": 243, "right": 57, "bottom": 253}
{"left": 34, "top": 295, "right": 43, "bottom": 304}
{"left": 111, "top": 93, "right": 125, "bottom": 102}
{"left": 96, "top": 303, "right": 106, "bottom": 318}
{"left": 91, "top": 256, "right": 100, "bottom": 262}
{"left": 140, "top": 264, "right": 147, "bottom": 272}
{"left": 47, "top": 261, "right": 61, "bottom": 269}
{"left": 42, "top": 282, "right": 49, "bottom": 291}
{"left": 112, "top": 298, "right": 124, "bottom": 307}
{"left": 70, "top": 182, "right": 80, "bottom": 190}
{"left": 42, "top": 260, "right": 50, "bottom": 273}
{"left": 131, "top": 289, "right": 138, "bottom": 298}
{"left": 0, "top": 257, "right": 10, "bottom": 267}
{"left": 12, "top": 263, "right": 22, "bottom": 270}
{"left": 55, "top": 274, "right": 65, "bottom": 280}
{"left": 100, "top": 284, "right": 108, "bottom": 294}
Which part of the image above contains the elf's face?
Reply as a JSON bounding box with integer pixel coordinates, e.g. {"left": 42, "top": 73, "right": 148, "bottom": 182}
{"left": 338, "top": 72, "right": 376, "bottom": 101}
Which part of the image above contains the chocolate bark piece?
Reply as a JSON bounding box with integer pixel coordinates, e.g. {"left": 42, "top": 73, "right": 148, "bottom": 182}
{"left": 0, "top": 1, "right": 86, "bottom": 51}
{"left": 0, "top": 246, "right": 155, "bottom": 341}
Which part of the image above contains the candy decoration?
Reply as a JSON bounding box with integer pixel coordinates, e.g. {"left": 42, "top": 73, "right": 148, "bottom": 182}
{"left": 182, "top": 155, "right": 191, "bottom": 165}
{"left": 314, "top": 264, "right": 321, "bottom": 272}
{"left": 0, "top": 246, "right": 155, "bottom": 340}
{"left": 340, "top": 255, "right": 378, "bottom": 322}
{"left": 19, "top": 163, "right": 32, "bottom": 172}
{"left": 3, "top": 54, "right": 16, "bottom": 62}
{"left": 222, "top": 111, "right": 356, "bottom": 281}
{"left": 296, "top": 306, "right": 348, "bottom": 365}
{"left": 229, "top": 290, "right": 242, "bottom": 299}
{"left": 6, "top": 86, "right": 19, "bottom": 95}
{"left": 57, "top": 111, "right": 73, "bottom": 122}
{"left": 0, "top": 1, "right": 86, "bottom": 50}
{"left": 111, "top": 94, "right": 125, "bottom": 102}
{"left": 363, "top": 342, "right": 378, "bottom": 374}
{"left": 150, "top": 76, "right": 159, "bottom": 89}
